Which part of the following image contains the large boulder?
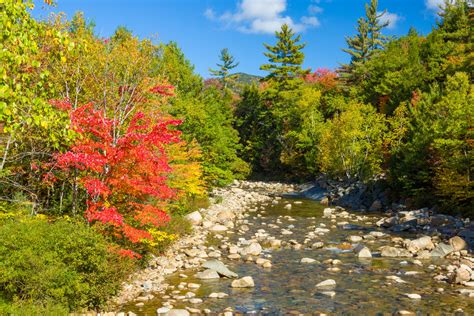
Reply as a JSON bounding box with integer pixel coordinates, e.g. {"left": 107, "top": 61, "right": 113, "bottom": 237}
{"left": 185, "top": 211, "right": 202, "bottom": 225}
{"left": 202, "top": 260, "right": 238, "bottom": 278}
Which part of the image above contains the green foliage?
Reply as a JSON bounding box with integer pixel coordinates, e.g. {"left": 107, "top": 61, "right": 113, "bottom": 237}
{"left": 209, "top": 48, "right": 239, "bottom": 88}
{"left": 260, "top": 24, "right": 309, "bottom": 93}
{"left": 318, "top": 102, "right": 387, "bottom": 180}
{"left": 235, "top": 85, "right": 281, "bottom": 174}
{"left": 0, "top": 219, "right": 134, "bottom": 311}
{"left": 0, "top": 0, "right": 75, "bottom": 209}
{"left": 340, "top": 0, "right": 389, "bottom": 84}
{"left": 391, "top": 72, "right": 473, "bottom": 213}
{"left": 169, "top": 86, "right": 249, "bottom": 186}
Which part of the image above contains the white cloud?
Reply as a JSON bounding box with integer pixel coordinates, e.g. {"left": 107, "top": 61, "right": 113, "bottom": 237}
{"left": 378, "top": 11, "right": 400, "bottom": 29}
{"left": 204, "top": 8, "right": 215, "bottom": 20}
{"left": 301, "top": 16, "right": 320, "bottom": 27}
{"left": 205, "top": 0, "right": 321, "bottom": 34}
{"left": 308, "top": 5, "right": 323, "bottom": 14}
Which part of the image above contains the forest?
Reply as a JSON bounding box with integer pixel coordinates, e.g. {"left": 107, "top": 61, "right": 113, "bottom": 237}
{"left": 0, "top": 0, "right": 472, "bottom": 313}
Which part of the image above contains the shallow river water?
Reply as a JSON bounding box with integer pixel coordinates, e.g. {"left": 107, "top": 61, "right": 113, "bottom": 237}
{"left": 125, "top": 197, "right": 473, "bottom": 315}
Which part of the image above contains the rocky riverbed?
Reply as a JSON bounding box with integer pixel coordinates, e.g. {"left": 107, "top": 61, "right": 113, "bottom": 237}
{"left": 107, "top": 180, "right": 473, "bottom": 315}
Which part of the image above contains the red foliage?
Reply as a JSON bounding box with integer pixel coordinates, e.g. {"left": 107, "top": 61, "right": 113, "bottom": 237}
{"left": 53, "top": 96, "right": 182, "bottom": 247}
{"left": 304, "top": 68, "right": 338, "bottom": 90}
{"left": 149, "top": 85, "right": 175, "bottom": 96}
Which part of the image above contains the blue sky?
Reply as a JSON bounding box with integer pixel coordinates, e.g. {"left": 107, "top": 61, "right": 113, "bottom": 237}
{"left": 32, "top": 0, "right": 446, "bottom": 77}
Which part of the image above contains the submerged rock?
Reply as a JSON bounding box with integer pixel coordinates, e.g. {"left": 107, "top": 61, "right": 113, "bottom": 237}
{"left": 195, "top": 269, "right": 220, "bottom": 279}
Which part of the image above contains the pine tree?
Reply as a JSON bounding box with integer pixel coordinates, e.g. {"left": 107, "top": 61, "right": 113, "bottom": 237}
{"left": 209, "top": 48, "right": 239, "bottom": 88}
{"left": 339, "top": 0, "right": 389, "bottom": 83}
{"left": 260, "top": 24, "right": 309, "bottom": 90}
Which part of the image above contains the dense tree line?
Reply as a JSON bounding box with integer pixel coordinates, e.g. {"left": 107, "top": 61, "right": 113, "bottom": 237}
{"left": 234, "top": 0, "right": 473, "bottom": 214}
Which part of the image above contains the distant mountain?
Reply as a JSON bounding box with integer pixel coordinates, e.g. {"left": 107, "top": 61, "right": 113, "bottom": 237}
{"left": 232, "top": 72, "right": 262, "bottom": 85}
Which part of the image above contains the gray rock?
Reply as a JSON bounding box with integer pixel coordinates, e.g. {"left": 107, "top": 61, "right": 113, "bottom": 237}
{"left": 391, "top": 219, "right": 417, "bottom": 232}
{"left": 202, "top": 260, "right": 238, "bottom": 278}
{"left": 231, "top": 276, "right": 255, "bottom": 288}
{"left": 431, "top": 243, "right": 454, "bottom": 257}
{"left": 195, "top": 269, "right": 220, "bottom": 279}
{"left": 185, "top": 211, "right": 202, "bottom": 225}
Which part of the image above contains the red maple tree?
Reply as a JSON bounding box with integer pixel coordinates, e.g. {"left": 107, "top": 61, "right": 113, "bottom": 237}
{"left": 52, "top": 86, "right": 182, "bottom": 256}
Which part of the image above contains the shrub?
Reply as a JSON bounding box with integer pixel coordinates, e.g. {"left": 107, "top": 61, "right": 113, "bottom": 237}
{"left": 0, "top": 219, "right": 134, "bottom": 311}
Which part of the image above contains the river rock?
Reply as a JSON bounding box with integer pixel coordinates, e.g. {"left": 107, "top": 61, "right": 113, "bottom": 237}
{"left": 355, "top": 245, "right": 372, "bottom": 258}
{"left": 380, "top": 246, "right": 412, "bottom": 257}
{"left": 189, "top": 298, "right": 203, "bottom": 304}
{"left": 210, "top": 224, "right": 228, "bottom": 232}
{"left": 403, "top": 293, "right": 421, "bottom": 299}
{"left": 449, "top": 236, "right": 467, "bottom": 251}
{"left": 453, "top": 267, "right": 471, "bottom": 284}
{"left": 316, "top": 279, "right": 336, "bottom": 289}
{"left": 157, "top": 307, "right": 171, "bottom": 315}
{"left": 301, "top": 258, "right": 317, "bottom": 264}
{"left": 209, "top": 292, "right": 228, "bottom": 299}
{"left": 195, "top": 269, "right": 220, "bottom": 279}
{"left": 231, "top": 276, "right": 255, "bottom": 288}
{"left": 406, "top": 236, "right": 434, "bottom": 253}
{"left": 202, "top": 260, "right": 238, "bottom": 278}
{"left": 167, "top": 310, "right": 190, "bottom": 316}
{"left": 217, "top": 210, "right": 235, "bottom": 222}
{"left": 431, "top": 243, "right": 454, "bottom": 257}
{"left": 312, "top": 241, "right": 324, "bottom": 249}
{"left": 347, "top": 235, "right": 363, "bottom": 243}
{"left": 241, "top": 242, "right": 262, "bottom": 256}
{"left": 185, "top": 211, "right": 202, "bottom": 225}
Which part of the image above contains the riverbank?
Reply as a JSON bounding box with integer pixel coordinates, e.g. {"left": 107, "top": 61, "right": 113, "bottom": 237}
{"left": 106, "top": 180, "right": 473, "bottom": 315}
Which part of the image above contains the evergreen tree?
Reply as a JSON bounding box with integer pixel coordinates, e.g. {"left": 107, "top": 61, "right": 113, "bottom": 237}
{"left": 260, "top": 24, "right": 309, "bottom": 91}
{"left": 209, "top": 48, "right": 239, "bottom": 88}
{"left": 340, "top": 0, "right": 388, "bottom": 83}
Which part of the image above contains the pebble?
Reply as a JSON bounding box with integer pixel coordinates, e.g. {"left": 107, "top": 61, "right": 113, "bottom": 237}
{"left": 403, "top": 293, "right": 421, "bottom": 299}
{"left": 231, "top": 276, "right": 255, "bottom": 288}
